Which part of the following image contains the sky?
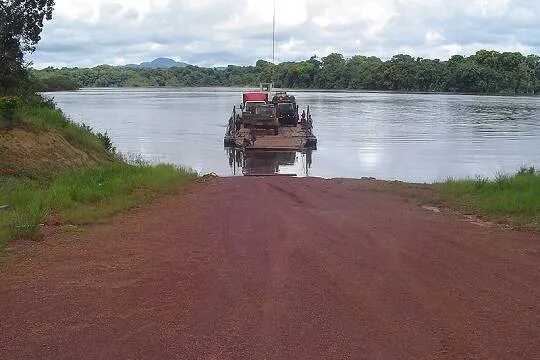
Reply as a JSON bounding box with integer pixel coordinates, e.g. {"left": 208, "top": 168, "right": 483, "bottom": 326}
{"left": 29, "top": 0, "right": 540, "bottom": 69}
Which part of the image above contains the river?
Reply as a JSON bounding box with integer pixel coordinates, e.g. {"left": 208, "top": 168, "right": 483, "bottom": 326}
{"left": 44, "top": 87, "right": 540, "bottom": 182}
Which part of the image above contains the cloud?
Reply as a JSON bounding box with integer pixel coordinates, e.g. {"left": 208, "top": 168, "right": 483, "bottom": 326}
{"left": 29, "top": 0, "right": 540, "bottom": 68}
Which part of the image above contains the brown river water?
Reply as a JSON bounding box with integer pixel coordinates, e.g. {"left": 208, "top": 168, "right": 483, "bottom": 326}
{"left": 45, "top": 87, "right": 540, "bottom": 182}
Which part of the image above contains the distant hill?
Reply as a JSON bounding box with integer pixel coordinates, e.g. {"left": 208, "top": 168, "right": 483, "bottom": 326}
{"left": 31, "top": 50, "right": 540, "bottom": 95}
{"left": 125, "top": 58, "right": 190, "bottom": 69}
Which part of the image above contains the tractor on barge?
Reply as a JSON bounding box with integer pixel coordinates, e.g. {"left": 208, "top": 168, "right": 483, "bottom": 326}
{"left": 224, "top": 84, "right": 317, "bottom": 151}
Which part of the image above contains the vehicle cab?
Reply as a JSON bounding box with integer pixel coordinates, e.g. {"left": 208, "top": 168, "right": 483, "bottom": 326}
{"left": 272, "top": 91, "right": 299, "bottom": 126}
{"left": 239, "top": 91, "right": 279, "bottom": 134}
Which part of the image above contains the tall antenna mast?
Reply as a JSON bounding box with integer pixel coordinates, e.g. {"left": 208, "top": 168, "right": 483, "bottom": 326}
{"left": 272, "top": 0, "right": 276, "bottom": 65}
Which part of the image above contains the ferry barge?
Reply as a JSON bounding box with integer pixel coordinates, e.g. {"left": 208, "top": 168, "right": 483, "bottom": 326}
{"left": 224, "top": 84, "right": 317, "bottom": 151}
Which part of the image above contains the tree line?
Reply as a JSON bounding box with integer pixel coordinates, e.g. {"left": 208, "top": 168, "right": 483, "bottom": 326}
{"left": 33, "top": 51, "right": 540, "bottom": 95}
{"left": 1, "top": 0, "right": 55, "bottom": 95}
{"left": 2, "top": 1, "right": 539, "bottom": 96}
{"left": 1, "top": 0, "right": 55, "bottom": 128}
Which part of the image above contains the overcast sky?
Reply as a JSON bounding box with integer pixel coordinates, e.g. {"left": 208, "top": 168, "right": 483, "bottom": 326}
{"left": 29, "top": 0, "right": 540, "bottom": 69}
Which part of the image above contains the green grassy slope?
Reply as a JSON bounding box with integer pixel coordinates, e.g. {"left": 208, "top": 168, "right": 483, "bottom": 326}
{"left": 0, "top": 96, "right": 197, "bottom": 250}
{"left": 439, "top": 167, "right": 540, "bottom": 230}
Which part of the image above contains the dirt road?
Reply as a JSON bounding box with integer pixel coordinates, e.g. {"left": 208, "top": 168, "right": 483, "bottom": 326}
{"left": 2, "top": 177, "right": 540, "bottom": 359}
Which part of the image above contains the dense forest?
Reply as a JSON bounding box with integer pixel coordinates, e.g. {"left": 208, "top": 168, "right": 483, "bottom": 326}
{"left": 33, "top": 50, "right": 540, "bottom": 95}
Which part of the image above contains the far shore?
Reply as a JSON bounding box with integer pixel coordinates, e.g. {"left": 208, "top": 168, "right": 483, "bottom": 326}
{"left": 42, "top": 85, "right": 540, "bottom": 98}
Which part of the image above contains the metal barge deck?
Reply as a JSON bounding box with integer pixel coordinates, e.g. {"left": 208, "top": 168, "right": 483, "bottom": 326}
{"left": 225, "top": 125, "right": 317, "bottom": 150}
{"left": 224, "top": 106, "right": 317, "bottom": 151}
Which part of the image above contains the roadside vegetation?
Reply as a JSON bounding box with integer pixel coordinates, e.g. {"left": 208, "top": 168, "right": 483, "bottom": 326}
{"left": 33, "top": 50, "right": 540, "bottom": 95}
{"left": 1, "top": 95, "right": 197, "bottom": 250}
{"left": 439, "top": 167, "right": 540, "bottom": 230}
{"left": 1, "top": 94, "right": 111, "bottom": 155}
{"left": 1, "top": 2, "right": 197, "bottom": 251}
{"left": 0, "top": 161, "right": 195, "bottom": 248}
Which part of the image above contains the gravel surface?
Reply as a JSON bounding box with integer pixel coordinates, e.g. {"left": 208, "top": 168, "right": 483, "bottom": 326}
{"left": 1, "top": 177, "right": 539, "bottom": 359}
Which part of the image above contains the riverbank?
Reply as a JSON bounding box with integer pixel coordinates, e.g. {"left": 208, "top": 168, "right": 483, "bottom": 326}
{"left": 2, "top": 94, "right": 538, "bottom": 251}
{"left": 2, "top": 176, "right": 539, "bottom": 359}
{"left": 438, "top": 167, "right": 540, "bottom": 231}
{"left": 0, "top": 96, "right": 196, "bottom": 250}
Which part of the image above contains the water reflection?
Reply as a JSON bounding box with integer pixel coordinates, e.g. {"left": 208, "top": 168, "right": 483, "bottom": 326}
{"left": 228, "top": 148, "right": 313, "bottom": 176}
{"left": 45, "top": 88, "right": 540, "bottom": 182}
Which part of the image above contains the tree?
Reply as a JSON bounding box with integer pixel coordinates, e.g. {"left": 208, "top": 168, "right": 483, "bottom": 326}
{"left": 255, "top": 59, "right": 274, "bottom": 83}
{"left": 383, "top": 54, "right": 416, "bottom": 90}
{"left": 347, "top": 55, "right": 384, "bottom": 90}
{"left": 316, "top": 53, "right": 347, "bottom": 89}
{"left": 29, "top": 49, "right": 540, "bottom": 95}
{"left": 527, "top": 55, "right": 540, "bottom": 94}
{"left": 0, "top": 0, "right": 55, "bottom": 93}
{"left": 296, "top": 57, "right": 320, "bottom": 88}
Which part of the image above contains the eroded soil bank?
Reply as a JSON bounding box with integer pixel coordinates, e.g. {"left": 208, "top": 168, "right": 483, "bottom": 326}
{"left": 1, "top": 177, "right": 539, "bottom": 359}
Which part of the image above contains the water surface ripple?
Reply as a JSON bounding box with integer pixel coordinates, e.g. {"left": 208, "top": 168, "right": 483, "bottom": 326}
{"left": 45, "top": 88, "right": 540, "bottom": 182}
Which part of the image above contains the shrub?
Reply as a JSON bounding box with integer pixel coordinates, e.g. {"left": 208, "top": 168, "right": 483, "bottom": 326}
{"left": 518, "top": 166, "right": 536, "bottom": 176}
{"left": 97, "top": 131, "right": 116, "bottom": 154}
{"left": 37, "top": 94, "right": 57, "bottom": 110}
{"left": 0, "top": 96, "right": 20, "bottom": 128}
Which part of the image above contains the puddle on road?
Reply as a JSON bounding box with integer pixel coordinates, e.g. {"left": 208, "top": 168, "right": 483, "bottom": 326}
{"left": 227, "top": 148, "right": 313, "bottom": 177}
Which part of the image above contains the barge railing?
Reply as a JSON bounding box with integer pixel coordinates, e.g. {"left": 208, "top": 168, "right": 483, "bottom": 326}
{"left": 228, "top": 106, "right": 237, "bottom": 135}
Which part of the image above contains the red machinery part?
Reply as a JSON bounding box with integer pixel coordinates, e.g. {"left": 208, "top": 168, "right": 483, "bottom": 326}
{"left": 243, "top": 92, "right": 268, "bottom": 104}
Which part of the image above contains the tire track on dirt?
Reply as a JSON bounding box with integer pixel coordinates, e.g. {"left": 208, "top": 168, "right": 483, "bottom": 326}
{"left": 1, "top": 177, "right": 540, "bottom": 359}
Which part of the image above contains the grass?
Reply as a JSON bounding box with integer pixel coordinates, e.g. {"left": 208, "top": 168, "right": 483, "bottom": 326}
{"left": 16, "top": 96, "right": 114, "bottom": 156}
{"left": 0, "top": 162, "right": 197, "bottom": 249}
{"left": 438, "top": 167, "right": 540, "bottom": 230}
{"left": 0, "top": 98, "right": 16, "bottom": 127}
{"left": 1, "top": 95, "right": 198, "bottom": 251}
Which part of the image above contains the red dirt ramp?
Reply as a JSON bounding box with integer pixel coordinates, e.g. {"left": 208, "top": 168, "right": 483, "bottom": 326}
{"left": 1, "top": 177, "right": 540, "bottom": 359}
